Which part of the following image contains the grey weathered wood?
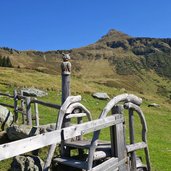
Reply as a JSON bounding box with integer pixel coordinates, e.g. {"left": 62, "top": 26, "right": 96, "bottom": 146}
{"left": 100, "top": 94, "right": 142, "bottom": 118}
{"left": 63, "top": 115, "right": 124, "bottom": 142}
{"left": 13, "top": 90, "right": 18, "bottom": 123}
{"left": 53, "top": 157, "right": 87, "bottom": 170}
{"left": 109, "top": 105, "right": 127, "bottom": 171}
{"left": 26, "top": 97, "right": 32, "bottom": 126}
{"left": 20, "top": 90, "right": 26, "bottom": 124}
{"left": 87, "top": 94, "right": 135, "bottom": 170}
{"left": 128, "top": 108, "right": 136, "bottom": 171}
{"left": 124, "top": 102, "right": 151, "bottom": 171}
{"left": 66, "top": 102, "right": 92, "bottom": 121}
{"left": 0, "top": 112, "right": 123, "bottom": 162}
{"left": 0, "top": 129, "right": 61, "bottom": 161}
{"left": 62, "top": 74, "right": 70, "bottom": 104}
{"left": 34, "top": 98, "right": 39, "bottom": 126}
{"left": 44, "top": 95, "right": 82, "bottom": 171}
{"left": 64, "top": 139, "right": 110, "bottom": 149}
{"left": 0, "top": 92, "right": 13, "bottom": 98}
{"left": 91, "top": 157, "right": 118, "bottom": 171}
{"left": 93, "top": 150, "right": 111, "bottom": 160}
{"left": 0, "top": 102, "right": 14, "bottom": 108}
{"left": 31, "top": 99, "right": 61, "bottom": 109}
{"left": 66, "top": 113, "right": 87, "bottom": 119}
{"left": 126, "top": 142, "right": 147, "bottom": 152}
{"left": 17, "top": 94, "right": 27, "bottom": 100}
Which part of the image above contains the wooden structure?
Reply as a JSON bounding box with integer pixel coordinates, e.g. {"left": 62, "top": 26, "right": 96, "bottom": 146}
{"left": 0, "top": 94, "right": 151, "bottom": 171}
{"left": 0, "top": 54, "right": 151, "bottom": 171}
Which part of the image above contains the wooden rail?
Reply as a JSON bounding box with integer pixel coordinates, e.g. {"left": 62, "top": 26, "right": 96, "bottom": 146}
{"left": 31, "top": 99, "right": 61, "bottom": 109}
{"left": 0, "top": 114, "right": 124, "bottom": 161}
{"left": 0, "top": 91, "right": 61, "bottom": 126}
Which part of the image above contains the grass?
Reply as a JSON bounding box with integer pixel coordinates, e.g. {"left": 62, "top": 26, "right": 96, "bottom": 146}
{"left": 0, "top": 67, "right": 170, "bottom": 170}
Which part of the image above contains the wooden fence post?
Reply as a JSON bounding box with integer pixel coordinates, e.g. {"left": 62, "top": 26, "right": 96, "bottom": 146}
{"left": 44, "top": 53, "right": 71, "bottom": 171}
{"left": 13, "top": 90, "right": 18, "bottom": 123}
{"left": 129, "top": 108, "right": 136, "bottom": 171}
{"left": 61, "top": 54, "right": 71, "bottom": 104}
{"left": 110, "top": 105, "right": 127, "bottom": 171}
{"left": 34, "top": 98, "right": 39, "bottom": 126}
{"left": 26, "top": 97, "right": 32, "bottom": 126}
{"left": 20, "top": 90, "right": 25, "bottom": 124}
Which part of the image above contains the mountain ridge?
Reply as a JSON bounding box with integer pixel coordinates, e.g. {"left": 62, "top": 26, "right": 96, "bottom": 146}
{"left": 1, "top": 29, "right": 171, "bottom": 77}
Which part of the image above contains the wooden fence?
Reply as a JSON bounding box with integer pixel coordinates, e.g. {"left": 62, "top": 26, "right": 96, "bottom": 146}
{"left": 0, "top": 57, "right": 151, "bottom": 171}
{"left": 0, "top": 91, "right": 61, "bottom": 127}
{"left": 0, "top": 93, "right": 151, "bottom": 171}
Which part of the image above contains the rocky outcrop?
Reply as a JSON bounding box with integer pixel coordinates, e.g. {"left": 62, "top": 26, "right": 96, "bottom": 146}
{"left": 21, "top": 88, "right": 48, "bottom": 97}
{"left": 148, "top": 103, "right": 160, "bottom": 108}
{"left": 10, "top": 155, "right": 44, "bottom": 171}
{"left": 6, "top": 123, "right": 56, "bottom": 141}
{"left": 0, "top": 105, "right": 13, "bottom": 130}
{"left": 92, "top": 92, "right": 110, "bottom": 100}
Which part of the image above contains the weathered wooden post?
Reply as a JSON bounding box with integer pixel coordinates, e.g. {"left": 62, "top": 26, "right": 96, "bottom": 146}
{"left": 61, "top": 53, "right": 71, "bottom": 104}
{"left": 13, "top": 90, "right": 18, "bottom": 123}
{"left": 44, "top": 53, "right": 71, "bottom": 171}
{"left": 129, "top": 108, "right": 136, "bottom": 171}
{"left": 26, "top": 97, "right": 32, "bottom": 126}
{"left": 110, "top": 105, "right": 127, "bottom": 171}
{"left": 20, "top": 90, "right": 25, "bottom": 124}
{"left": 34, "top": 98, "right": 39, "bottom": 126}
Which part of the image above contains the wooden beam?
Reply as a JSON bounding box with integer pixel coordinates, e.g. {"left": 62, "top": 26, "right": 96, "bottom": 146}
{"left": 91, "top": 157, "right": 118, "bottom": 171}
{"left": 0, "top": 129, "right": 61, "bottom": 161}
{"left": 31, "top": 99, "right": 61, "bottom": 109}
{"left": 126, "top": 142, "right": 147, "bottom": 153}
{"left": 0, "top": 114, "right": 124, "bottom": 161}
{"left": 0, "top": 92, "right": 13, "bottom": 98}
{"left": 0, "top": 102, "right": 13, "bottom": 109}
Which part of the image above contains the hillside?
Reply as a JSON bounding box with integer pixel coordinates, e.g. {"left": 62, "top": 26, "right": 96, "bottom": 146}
{"left": 1, "top": 29, "right": 171, "bottom": 98}
{"left": 0, "top": 30, "right": 171, "bottom": 171}
{"left": 1, "top": 29, "right": 171, "bottom": 78}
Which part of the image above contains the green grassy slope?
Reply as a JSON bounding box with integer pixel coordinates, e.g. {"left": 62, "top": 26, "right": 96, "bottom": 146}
{"left": 0, "top": 67, "right": 170, "bottom": 170}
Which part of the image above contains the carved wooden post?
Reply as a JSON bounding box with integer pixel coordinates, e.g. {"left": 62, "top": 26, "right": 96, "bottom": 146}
{"left": 44, "top": 53, "right": 71, "bottom": 171}
{"left": 61, "top": 53, "right": 71, "bottom": 104}
{"left": 13, "top": 90, "right": 18, "bottom": 123}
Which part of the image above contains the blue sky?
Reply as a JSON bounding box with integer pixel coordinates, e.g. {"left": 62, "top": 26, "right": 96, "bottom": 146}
{"left": 0, "top": 0, "right": 171, "bottom": 51}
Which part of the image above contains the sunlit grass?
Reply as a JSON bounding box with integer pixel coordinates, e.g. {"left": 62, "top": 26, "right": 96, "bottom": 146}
{"left": 0, "top": 67, "right": 170, "bottom": 170}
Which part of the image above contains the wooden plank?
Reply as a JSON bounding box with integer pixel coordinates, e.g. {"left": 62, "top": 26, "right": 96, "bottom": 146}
{"left": 13, "top": 90, "right": 18, "bottom": 123}
{"left": 129, "top": 108, "right": 136, "bottom": 171}
{"left": 0, "top": 102, "right": 14, "bottom": 109}
{"left": 64, "top": 140, "right": 110, "bottom": 149}
{"left": 31, "top": 99, "right": 61, "bottom": 109}
{"left": 34, "top": 98, "right": 39, "bottom": 126}
{"left": 53, "top": 157, "right": 87, "bottom": 170}
{"left": 126, "top": 142, "right": 147, "bottom": 153}
{"left": 0, "top": 129, "right": 61, "bottom": 161}
{"left": 26, "top": 97, "right": 32, "bottom": 126}
{"left": 93, "top": 150, "right": 111, "bottom": 160}
{"left": 0, "top": 114, "right": 123, "bottom": 162}
{"left": 110, "top": 107, "right": 127, "bottom": 171}
{"left": 66, "top": 113, "right": 87, "bottom": 119}
{"left": 91, "top": 157, "right": 118, "bottom": 171}
{"left": 0, "top": 92, "right": 13, "bottom": 98}
{"left": 64, "top": 114, "right": 124, "bottom": 140}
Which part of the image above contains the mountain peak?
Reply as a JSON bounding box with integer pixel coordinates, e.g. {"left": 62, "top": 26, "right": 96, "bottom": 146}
{"left": 97, "top": 29, "right": 131, "bottom": 43}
